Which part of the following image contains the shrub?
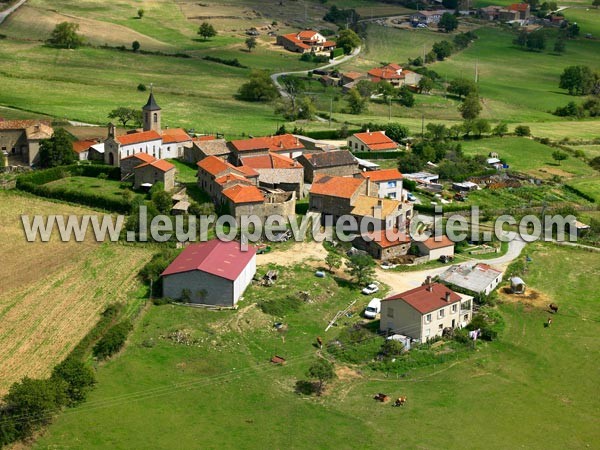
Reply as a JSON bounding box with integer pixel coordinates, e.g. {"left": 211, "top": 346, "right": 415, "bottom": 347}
{"left": 93, "top": 320, "right": 133, "bottom": 360}
{"left": 203, "top": 55, "right": 248, "bottom": 68}
{"left": 514, "top": 125, "right": 531, "bottom": 136}
{"left": 51, "top": 358, "right": 96, "bottom": 405}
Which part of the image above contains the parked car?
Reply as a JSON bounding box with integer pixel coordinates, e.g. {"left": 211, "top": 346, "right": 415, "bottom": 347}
{"left": 362, "top": 283, "right": 379, "bottom": 295}
{"left": 438, "top": 255, "right": 454, "bottom": 264}
{"left": 380, "top": 262, "right": 398, "bottom": 270}
{"left": 407, "top": 192, "right": 417, "bottom": 202}
{"left": 364, "top": 298, "right": 381, "bottom": 319}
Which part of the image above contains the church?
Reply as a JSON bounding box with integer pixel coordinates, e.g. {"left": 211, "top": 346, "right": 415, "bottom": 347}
{"left": 104, "top": 93, "right": 192, "bottom": 166}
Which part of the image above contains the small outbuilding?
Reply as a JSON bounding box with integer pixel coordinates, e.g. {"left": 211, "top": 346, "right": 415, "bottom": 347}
{"left": 510, "top": 277, "right": 526, "bottom": 294}
{"left": 414, "top": 235, "right": 455, "bottom": 262}
{"left": 161, "top": 240, "right": 256, "bottom": 306}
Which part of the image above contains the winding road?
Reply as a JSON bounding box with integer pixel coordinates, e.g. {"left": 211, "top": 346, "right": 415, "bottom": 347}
{"left": 270, "top": 46, "right": 362, "bottom": 98}
{"left": 0, "top": 0, "right": 27, "bottom": 24}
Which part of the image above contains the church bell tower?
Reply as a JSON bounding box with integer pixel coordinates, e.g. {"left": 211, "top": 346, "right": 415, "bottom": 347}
{"left": 142, "top": 87, "right": 161, "bottom": 133}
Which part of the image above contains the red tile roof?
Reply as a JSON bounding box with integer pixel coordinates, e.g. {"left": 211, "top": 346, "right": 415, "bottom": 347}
{"left": 236, "top": 165, "right": 259, "bottom": 177}
{"left": 361, "top": 229, "right": 411, "bottom": 248}
{"left": 215, "top": 173, "right": 250, "bottom": 185}
{"left": 360, "top": 168, "right": 403, "bottom": 182}
{"left": 367, "top": 64, "right": 404, "bottom": 81}
{"left": 222, "top": 184, "right": 265, "bottom": 204}
{"left": 116, "top": 130, "right": 161, "bottom": 146}
{"left": 72, "top": 139, "right": 98, "bottom": 154}
{"left": 197, "top": 155, "right": 231, "bottom": 176}
{"left": 310, "top": 174, "right": 364, "bottom": 199}
{"left": 162, "top": 128, "right": 192, "bottom": 144}
{"left": 353, "top": 131, "right": 398, "bottom": 150}
{"left": 135, "top": 159, "right": 175, "bottom": 173}
{"left": 298, "top": 30, "right": 320, "bottom": 40}
{"left": 343, "top": 71, "right": 365, "bottom": 80}
{"left": 161, "top": 240, "right": 256, "bottom": 281}
{"left": 230, "top": 134, "right": 304, "bottom": 153}
{"left": 122, "top": 152, "right": 157, "bottom": 164}
{"left": 509, "top": 3, "right": 529, "bottom": 11}
{"left": 242, "top": 153, "right": 302, "bottom": 170}
{"left": 420, "top": 235, "right": 455, "bottom": 250}
{"left": 383, "top": 283, "right": 462, "bottom": 314}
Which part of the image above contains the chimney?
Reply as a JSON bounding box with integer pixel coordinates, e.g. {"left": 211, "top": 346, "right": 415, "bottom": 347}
{"left": 425, "top": 276, "right": 432, "bottom": 285}
{"left": 427, "top": 285, "right": 433, "bottom": 292}
{"left": 366, "top": 128, "right": 370, "bottom": 134}
{"left": 445, "top": 292, "right": 451, "bottom": 302}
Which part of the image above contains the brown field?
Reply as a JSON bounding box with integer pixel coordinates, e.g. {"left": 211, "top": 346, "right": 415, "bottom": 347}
{"left": 0, "top": 191, "right": 154, "bottom": 393}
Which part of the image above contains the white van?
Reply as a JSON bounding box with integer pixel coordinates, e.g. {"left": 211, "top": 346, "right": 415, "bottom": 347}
{"left": 364, "top": 298, "right": 381, "bottom": 319}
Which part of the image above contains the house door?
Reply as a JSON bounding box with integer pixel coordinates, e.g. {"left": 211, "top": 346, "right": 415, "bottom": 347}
{"left": 108, "top": 152, "right": 115, "bottom": 166}
{"left": 452, "top": 319, "right": 456, "bottom": 328}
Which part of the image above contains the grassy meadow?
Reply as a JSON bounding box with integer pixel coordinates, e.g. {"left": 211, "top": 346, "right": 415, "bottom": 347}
{"left": 35, "top": 243, "right": 600, "bottom": 449}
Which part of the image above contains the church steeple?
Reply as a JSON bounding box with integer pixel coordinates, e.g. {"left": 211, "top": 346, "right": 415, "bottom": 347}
{"left": 142, "top": 86, "right": 161, "bottom": 133}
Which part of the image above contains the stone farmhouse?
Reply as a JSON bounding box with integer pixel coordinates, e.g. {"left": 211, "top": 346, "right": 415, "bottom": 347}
{"left": 352, "top": 228, "right": 412, "bottom": 261}
{"left": 297, "top": 150, "right": 358, "bottom": 182}
{"left": 439, "top": 263, "right": 503, "bottom": 296}
{"left": 241, "top": 152, "right": 305, "bottom": 198}
{"left": 0, "top": 120, "right": 53, "bottom": 166}
{"left": 380, "top": 283, "right": 473, "bottom": 342}
{"left": 197, "top": 155, "right": 295, "bottom": 221}
{"left": 367, "top": 63, "right": 422, "bottom": 89}
{"left": 228, "top": 134, "right": 305, "bottom": 164}
{"left": 276, "top": 30, "right": 336, "bottom": 54}
{"left": 360, "top": 168, "right": 404, "bottom": 200}
{"left": 478, "top": 4, "right": 529, "bottom": 21}
{"left": 348, "top": 131, "right": 399, "bottom": 152}
{"left": 162, "top": 240, "right": 256, "bottom": 306}
{"left": 120, "top": 152, "right": 176, "bottom": 191}
{"left": 309, "top": 174, "right": 413, "bottom": 231}
{"left": 104, "top": 94, "right": 192, "bottom": 166}
{"left": 183, "top": 136, "right": 230, "bottom": 163}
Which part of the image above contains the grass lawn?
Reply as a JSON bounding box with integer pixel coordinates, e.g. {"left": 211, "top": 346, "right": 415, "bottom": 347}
{"left": 566, "top": 176, "right": 600, "bottom": 203}
{"left": 167, "top": 158, "right": 212, "bottom": 204}
{"left": 35, "top": 243, "right": 600, "bottom": 448}
{"left": 461, "top": 137, "right": 597, "bottom": 178}
{"left": 45, "top": 176, "right": 132, "bottom": 199}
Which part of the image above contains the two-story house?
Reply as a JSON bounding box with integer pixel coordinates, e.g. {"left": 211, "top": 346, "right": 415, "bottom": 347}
{"left": 380, "top": 283, "right": 473, "bottom": 342}
{"left": 360, "top": 168, "right": 404, "bottom": 200}
{"left": 348, "top": 131, "right": 398, "bottom": 152}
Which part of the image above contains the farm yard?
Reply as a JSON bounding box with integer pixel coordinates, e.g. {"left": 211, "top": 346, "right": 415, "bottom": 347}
{"left": 0, "top": 191, "right": 155, "bottom": 394}
{"left": 34, "top": 243, "right": 600, "bottom": 449}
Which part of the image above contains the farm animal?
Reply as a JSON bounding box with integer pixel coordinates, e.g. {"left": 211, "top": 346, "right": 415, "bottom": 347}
{"left": 394, "top": 396, "right": 407, "bottom": 407}
{"left": 316, "top": 336, "right": 323, "bottom": 349}
{"left": 549, "top": 303, "right": 559, "bottom": 314}
{"left": 373, "top": 393, "right": 389, "bottom": 403}
{"left": 547, "top": 318, "right": 552, "bottom": 327}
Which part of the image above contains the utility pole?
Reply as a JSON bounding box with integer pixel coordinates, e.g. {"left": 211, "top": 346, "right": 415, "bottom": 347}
{"left": 422, "top": 44, "right": 426, "bottom": 63}
{"left": 329, "top": 97, "right": 333, "bottom": 128}
{"left": 475, "top": 59, "right": 479, "bottom": 83}
{"left": 388, "top": 98, "right": 392, "bottom": 121}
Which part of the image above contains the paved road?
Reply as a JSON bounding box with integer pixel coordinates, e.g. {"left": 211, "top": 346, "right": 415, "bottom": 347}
{"left": 0, "top": 0, "right": 27, "bottom": 24}
{"left": 270, "top": 46, "right": 361, "bottom": 98}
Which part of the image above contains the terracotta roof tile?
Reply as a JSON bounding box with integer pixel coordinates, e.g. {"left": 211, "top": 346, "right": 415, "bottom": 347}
{"left": 116, "top": 130, "right": 162, "bottom": 146}
{"left": 135, "top": 159, "right": 175, "bottom": 173}
{"left": 72, "top": 140, "right": 98, "bottom": 154}
{"left": 383, "top": 283, "right": 462, "bottom": 314}
{"left": 162, "top": 128, "right": 192, "bottom": 144}
{"left": 353, "top": 131, "right": 398, "bottom": 149}
{"left": 197, "top": 155, "right": 231, "bottom": 176}
{"left": 121, "top": 152, "right": 157, "bottom": 164}
{"left": 222, "top": 184, "right": 265, "bottom": 204}
{"left": 421, "top": 235, "right": 455, "bottom": 250}
{"left": 230, "top": 134, "right": 304, "bottom": 153}
{"left": 310, "top": 174, "right": 363, "bottom": 199}
{"left": 360, "top": 168, "right": 403, "bottom": 182}
{"left": 242, "top": 153, "right": 302, "bottom": 170}
{"left": 361, "top": 229, "right": 411, "bottom": 248}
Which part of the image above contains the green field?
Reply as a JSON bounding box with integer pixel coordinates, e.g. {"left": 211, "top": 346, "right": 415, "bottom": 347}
{"left": 566, "top": 176, "right": 600, "bottom": 203}
{"left": 35, "top": 244, "right": 600, "bottom": 448}
{"left": 45, "top": 176, "right": 131, "bottom": 198}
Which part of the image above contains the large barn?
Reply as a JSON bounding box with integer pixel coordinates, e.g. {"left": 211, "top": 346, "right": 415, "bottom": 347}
{"left": 161, "top": 240, "right": 256, "bottom": 306}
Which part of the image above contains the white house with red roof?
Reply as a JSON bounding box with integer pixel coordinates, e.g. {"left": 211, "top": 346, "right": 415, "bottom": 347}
{"left": 276, "top": 30, "right": 336, "bottom": 54}
{"left": 414, "top": 235, "right": 455, "bottom": 261}
{"left": 367, "top": 63, "right": 422, "bottom": 88}
{"left": 380, "top": 282, "right": 473, "bottom": 342}
{"left": 360, "top": 168, "right": 404, "bottom": 200}
{"left": 348, "top": 130, "right": 399, "bottom": 153}
{"left": 162, "top": 240, "right": 256, "bottom": 306}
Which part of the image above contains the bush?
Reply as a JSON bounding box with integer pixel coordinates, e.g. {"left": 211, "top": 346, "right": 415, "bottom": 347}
{"left": 203, "top": 55, "right": 248, "bottom": 68}
{"left": 51, "top": 358, "right": 96, "bottom": 405}
{"left": 352, "top": 151, "right": 402, "bottom": 160}
{"left": 93, "top": 320, "right": 133, "bottom": 360}
{"left": 514, "top": 125, "right": 531, "bottom": 136}
{"left": 330, "top": 47, "right": 344, "bottom": 59}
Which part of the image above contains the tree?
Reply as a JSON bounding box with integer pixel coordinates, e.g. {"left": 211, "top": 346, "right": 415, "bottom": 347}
{"left": 459, "top": 92, "right": 482, "bottom": 120}
{"left": 381, "top": 339, "right": 404, "bottom": 357}
{"left": 198, "top": 22, "right": 217, "bottom": 41}
{"left": 383, "top": 123, "right": 409, "bottom": 142}
{"left": 397, "top": 86, "right": 415, "bottom": 107}
{"left": 336, "top": 28, "right": 361, "bottom": 54}
{"left": 238, "top": 70, "right": 279, "bottom": 102}
{"left": 514, "top": 30, "right": 528, "bottom": 48}
{"left": 526, "top": 32, "right": 546, "bottom": 51}
{"left": 565, "top": 22, "right": 580, "bottom": 38}
{"left": 376, "top": 81, "right": 395, "bottom": 102}
{"left": 51, "top": 358, "right": 96, "bottom": 405}
{"left": 346, "top": 254, "right": 375, "bottom": 285}
{"left": 438, "top": 13, "right": 458, "bottom": 33}
{"left": 447, "top": 78, "right": 477, "bottom": 99}
{"left": 398, "top": 152, "right": 425, "bottom": 173}
{"left": 559, "top": 65, "right": 595, "bottom": 95}
{"left": 448, "top": 124, "right": 464, "bottom": 139}
{"left": 442, "top": 0, "right": 459, "bottom": 9}
{"left": 594, "top": 0, "right": 600, "bottom": 8}
{"left": 108, "top": 107, "right": 140, "bottom": 127}
{"left": 47, "top": 22, "right": 84, "bottom": 49}
{"left": 356, "top": 80, "right": 376, "bottom": 98}
{"left": 39, "top": 128, "right": 74, "bottom": 168}
{"left": 132, "top": 40, "right": 140, "bottom": 52}
{"left": 4, "top": 377, "right": 67, "bottom": 438}
{"left": 554, "top": 38, "right": 566, "bottom": 54}
{"left": 245, "top": 36, "right": 257, "bottom": 52}
{"left": 472, "top": 118, "right": 491, "bottom": 137}
{"left": 306, "top": 359, "right": 335, "bottom": 395}
{"left": 152, "top": 187, "right": 173, "bottom": 214}
{"left": 137, "top": 8, "right": 144, "bottom": 19}
{"left": 325, "top": 252, "right": 342, "bottom": 273}
{"left": 297, "top": 96, "right": 316, "bottom": 120}
{"left": 426, "top": 123, "right": 448, "bottom": 141}
{"left": 347, "top": 87, "right": 368, "bottom": 114}
{"left": 492, "top": 122, "right": 508, "bottom": 137}
{"left": 514, "top": 125, "right": 531, "bottom": 136}
{"left": 432, "top": 40, "right": 453, "bottom": 60}
{"left": 418, "top": 76, "right": 434, "bottom": 94}
{"left": 281, "top": 76, "right": 305, "bottom": 115}
{"left": 552, "top": 150, "right": 568, "bottom": 165}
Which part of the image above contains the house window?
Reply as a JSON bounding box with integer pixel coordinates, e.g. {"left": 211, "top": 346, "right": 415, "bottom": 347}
{"left": 462, "top": 300, "right": 471, "bottom": 310}
{"left": 387, "top": 308, "right": 394, "bottom": 318}
{"left": 451, "top": 304, "right": 457, "bottom": 313}
{"left": 153, "top": 113, "right": 158, "bottom": 123}
{"left": 438, "top": 324, "right": 443, "bottom": 330}
{"left": 388, "top": 192, "right": 396, "bottom": 199}
{"left": 439, "top": 309, "right": 445, "bottom": 319}
{"left": 425, "top": 313, "right": 432, "bottom": 324}
{"left": 464, "top": 314, "right": 469, "bottom": 321}
{"left": 361, "top": 145, "right": 364, "bottom": 151}
{"left": 387, "top": 181, "right": 397, "bottom": 188}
